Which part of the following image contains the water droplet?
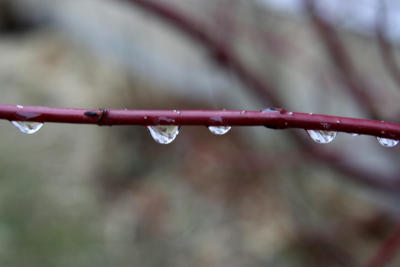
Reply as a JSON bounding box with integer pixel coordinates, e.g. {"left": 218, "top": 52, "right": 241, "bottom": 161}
{"left": 16, "top": 105, "right": 23, "bottom": 109}
{"left": 208, "top": 126, "right": 231, "bottom": 135}
{"left": 262, "top": 108, "right": 281, "bottom": 112}
{"left": 376, "top": 137, "right": 399, "bottom": 148}
{"left": 349, "top": 133, "right": 360, "bottom": 136}
{"left": 147, "top": 125, "right": 180, "bottom": 144}
{"left": 306, "top": 130, "right": 337, "bottom": 144}
{"left": 288, "top": 112, "right": 293, "bottom": 115}
{"left": 173, "top": 110, "right": 181, "bottom": 114}
{"left": 11, "top": 121, "right": 43, "bottom": 134}
{"left": 240, "top": 110, "right": 246, "bottom": 114}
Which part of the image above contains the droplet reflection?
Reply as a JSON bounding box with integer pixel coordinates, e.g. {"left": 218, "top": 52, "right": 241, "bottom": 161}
{"left": 208, "top": 126, "right": 231, "bottom": 135}
{"left": 147, "top": 125, "right": 180, "bottom": 144}
{"left": 11, "top": 121, "right": 43, "bottom": 134}
{"left": 306, "top": 130, "right": 337, "bottom": 144}
{"left": 376, "top": 137, "right": 399, "bottom": 148}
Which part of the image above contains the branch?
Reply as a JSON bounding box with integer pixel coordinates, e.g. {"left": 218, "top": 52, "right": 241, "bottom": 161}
{"left": 119, "top": 0, "right": 400, "bottom": 191}
{"left": 365, "top": 222, "right": 400, "bottom": 267}
{"left": 1, "top": 105, "right": 400, "bottom": 139}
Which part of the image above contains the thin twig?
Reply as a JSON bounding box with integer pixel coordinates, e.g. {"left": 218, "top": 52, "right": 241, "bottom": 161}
{"left": 1, "top": 105, "right": 400, "bottom": 138}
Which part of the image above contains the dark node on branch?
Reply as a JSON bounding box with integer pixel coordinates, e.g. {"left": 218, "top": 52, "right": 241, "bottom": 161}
{"left": 97, "top": 108, "right": 108, "bottom": 125}
{"left": 264, "top": 119, "right": 287, "bottom": 130}
{"left": 84, "top": 111, "right": 99, "bottom": 117}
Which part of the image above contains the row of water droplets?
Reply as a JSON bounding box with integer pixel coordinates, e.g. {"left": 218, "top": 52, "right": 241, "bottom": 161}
{"left": 147, "top": 125, "right": 231, "bottom": 144}
{"left": 146, "top": 126, "right": 399, "bottom": 147}
{"left": 299, "top": 110, "right": 398, "bottom": 147}
{"left": 11, "top": 121, "right": 398, "bottom": 148}
{"left": 9, "top": 106, "right": 399, "bottom": 147}
{"left": 146, "top": 109, "right": 231, "bottom": 144}
{"left": 306, "top": 130, "right": 399, "bottom": 147}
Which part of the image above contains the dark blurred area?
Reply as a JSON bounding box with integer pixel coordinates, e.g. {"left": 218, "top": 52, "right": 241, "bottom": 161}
{"left": 1, "top": 0, "right": 400, "bottom": 266}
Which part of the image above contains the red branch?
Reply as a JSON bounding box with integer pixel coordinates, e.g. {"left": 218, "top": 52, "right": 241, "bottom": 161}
{"left": 1, "top": 105, "right": 400, "bottom": 139}
{"left": 365, "top": 222, "right": 400, "bottom": 267}
{"left": 118, "top": 0, "right": 400, "bottom": 191}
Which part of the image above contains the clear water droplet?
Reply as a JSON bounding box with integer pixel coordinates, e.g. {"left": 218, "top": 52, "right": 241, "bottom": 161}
{"left": 349, "top": 133, "right": 360, "bottom": 136}
{"left": 377, "top": 137, "right": 399, "bottom": 148}
{"left": 147, "top": 125, "right": 180, "bottom": 144}
{"left": 262, "top": 108, "right": 281, "bottom": 112}
{"left": 306, "top": 130, "right": 337, "bottom": 144}
{"left": 208, "top": 126, "right": 231, "bottom": 135}
{"left": 16, "top": 105, "right": 23, "bottom": 109}
{"left": 11, "top": 121, "right": 43, "bottom": 134}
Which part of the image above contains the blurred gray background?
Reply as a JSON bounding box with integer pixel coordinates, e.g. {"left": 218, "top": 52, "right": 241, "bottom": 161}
{"left": 0, "top": 0, "right": 400, "bottom": 266}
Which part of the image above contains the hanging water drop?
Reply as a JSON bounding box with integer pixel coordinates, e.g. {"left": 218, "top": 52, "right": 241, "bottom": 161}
{"left": 147, "top": 125, "right": 180, "bottom": 144}
{"left": 376, "top": 137, "right": 399, "bottom": 148}
{"left": 306, "top": 130, "right": 337, "bottom": 144}
{"left": 11, "top": 121, "right": 43, "bottom": 134}
{"left": 208, "top": 126, "right": 231, "bottom": 135}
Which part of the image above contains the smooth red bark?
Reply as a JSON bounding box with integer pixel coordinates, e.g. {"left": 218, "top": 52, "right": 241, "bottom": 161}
{"left": 1, "top": 105, "right": 400, "bottom": 139}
